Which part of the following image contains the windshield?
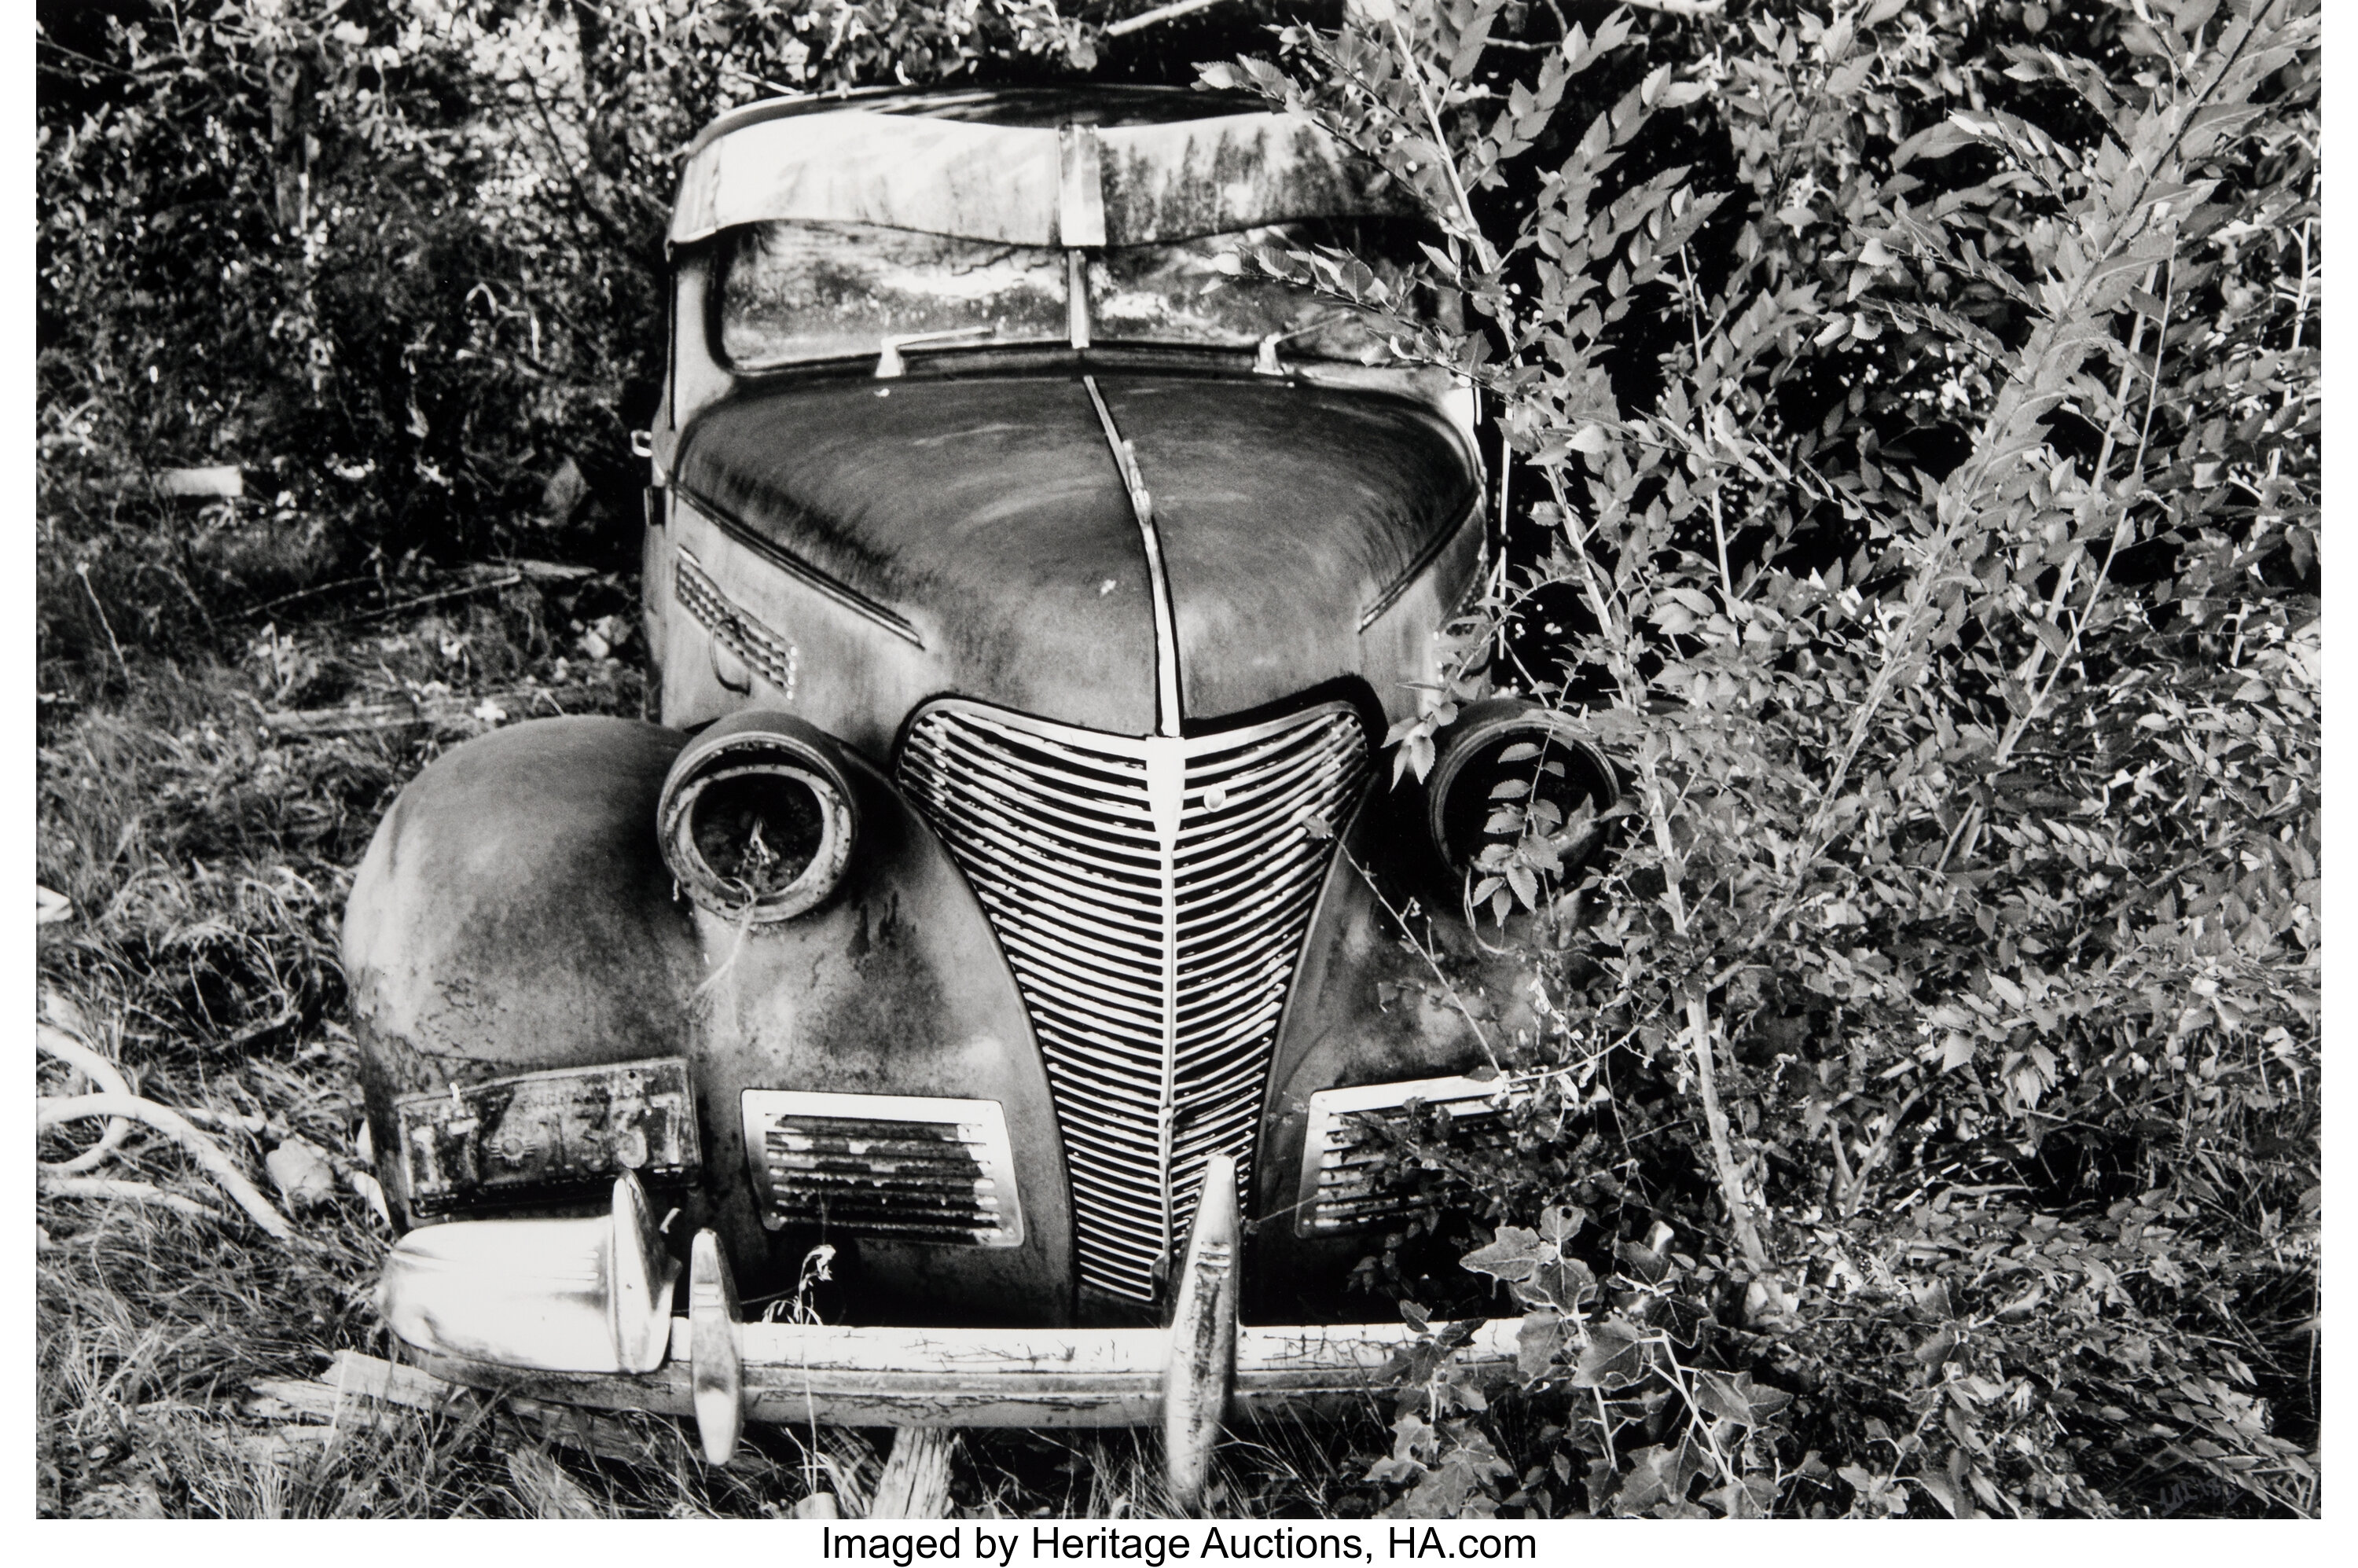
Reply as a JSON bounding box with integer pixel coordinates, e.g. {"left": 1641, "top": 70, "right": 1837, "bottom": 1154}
{"left": 717, "top": 218, "right": 1447, "bottom": 371}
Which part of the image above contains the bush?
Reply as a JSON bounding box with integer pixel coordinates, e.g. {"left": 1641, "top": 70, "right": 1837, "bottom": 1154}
{"left": 34, "top": 0, "right": 1301, "bottom": 677}
{"left": 1210, "top": 0, "right": 2319, "bottom": 1517}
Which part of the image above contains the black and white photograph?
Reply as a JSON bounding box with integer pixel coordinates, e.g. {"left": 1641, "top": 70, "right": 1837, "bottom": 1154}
{"left": 29, "top": 0, "right": 2324, "bottom": 1524}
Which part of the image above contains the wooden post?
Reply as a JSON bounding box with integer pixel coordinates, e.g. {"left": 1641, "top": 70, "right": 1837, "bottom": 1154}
{"left": 868, "top": 1427, "right": 955, "bottom": 1520}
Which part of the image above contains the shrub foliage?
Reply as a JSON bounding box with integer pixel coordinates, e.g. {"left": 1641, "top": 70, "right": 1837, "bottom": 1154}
{"left": 1210, "top": 0, "right": 2319, "bottom": 1518}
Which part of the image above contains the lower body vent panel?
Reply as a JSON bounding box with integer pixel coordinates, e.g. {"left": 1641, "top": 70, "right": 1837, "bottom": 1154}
{"left": 740, "top": 1089, "right": 1023, "bottom": 1248}
{"left": 1295, "top": 1076, "right": 1520, "bottom": 1234}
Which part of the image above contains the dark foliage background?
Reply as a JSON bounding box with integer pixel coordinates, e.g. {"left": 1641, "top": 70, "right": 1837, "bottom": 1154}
{"left": 35, "top": 0, "right": 2317, "bottom": 1519}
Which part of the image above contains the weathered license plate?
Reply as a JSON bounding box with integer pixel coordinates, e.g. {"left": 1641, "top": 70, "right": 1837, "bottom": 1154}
{"left": 396, "top": 1057, "right": 700, "bottom": 1214}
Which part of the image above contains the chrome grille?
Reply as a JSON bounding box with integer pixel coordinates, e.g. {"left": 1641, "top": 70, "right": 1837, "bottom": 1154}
{"left": 898, "top": 698, "right": 1369, "bottom": 1302}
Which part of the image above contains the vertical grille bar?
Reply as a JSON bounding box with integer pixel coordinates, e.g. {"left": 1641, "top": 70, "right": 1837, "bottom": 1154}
{"left": 898, "top": 699, "right": 1368, "bottom": 1302}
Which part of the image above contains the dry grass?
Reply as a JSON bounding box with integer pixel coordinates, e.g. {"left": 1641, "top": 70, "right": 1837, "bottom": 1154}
{"left": 33, "top": 565, "right": 1402, "bottom": 1518}
{"left": 35, "top": 571, "right": 718, "bottom": 1518}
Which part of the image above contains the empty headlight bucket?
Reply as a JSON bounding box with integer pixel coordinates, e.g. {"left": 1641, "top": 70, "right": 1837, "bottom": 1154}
{"left": 1423, "top": 697, "right": 1620, "bottom": 879}
{"left": 657, "top": 710, "right": 858, "bottom": 922}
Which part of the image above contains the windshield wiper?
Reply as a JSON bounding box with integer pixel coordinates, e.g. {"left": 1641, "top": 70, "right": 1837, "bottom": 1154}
{"left": 1253, "top": 311, "right": 1360, "bottom": 376}
{"left": 875, "top": 325, "right": 999, "bottom": 379}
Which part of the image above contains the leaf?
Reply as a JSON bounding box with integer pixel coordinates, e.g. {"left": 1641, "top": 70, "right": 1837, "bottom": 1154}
{"left": 1569, "top": 1319, "right": 1647, "bottom": 1389}
{"left": 1611, "top": 1445, "right": 1674, "bottom": 1515}
{"left": 1515, "top": 1309, "right": 1568, "bottom": 1378}
{"left": 1615, "top": 1438, "right": 1706, "bottom": 1516}
{"left": 1512, "top": 1255, "right": 1597, "bottom": 1313}
{"left": 1704, "top": 1478, "right": 1772, "bottom": 1518}
{"left": 1915, "top": 1462, "right": 1965, "bottom": 1518}
{"left": 264, "top": 1137, "right": 336, "bottom": 1214}
{"left": 1616, "top": 1236, "right": 1671, "bottom": 1284}
{"left": 36, "top": 885, "right": 72, "bottom": 925}
{"left": 1462, "top": 1226, "right": 1542, "bottom": 1283}
{"left": 1693, "top": 1369, "right": 1791, "bottom": 1430}
{"left": 1892, "top": 121, "right": 1981, "bottom": 167}
{"left": 1537, "top": 1203, "right": 1587, "bottom": 1247}
{"left": 1912, "top": 1326, "right": 1959, "bottom": 1368}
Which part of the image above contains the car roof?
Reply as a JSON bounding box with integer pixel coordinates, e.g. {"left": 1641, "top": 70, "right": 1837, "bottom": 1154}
{"left": 683, "top": 84, "right": 1280, "bottom": 158}
{"left": 669, "top": 84, "right": 1412, "bottom": 251}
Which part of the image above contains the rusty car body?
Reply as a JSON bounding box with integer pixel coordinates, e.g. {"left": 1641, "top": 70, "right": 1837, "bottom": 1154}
{"left": 345, "top": 84, "right": 1617, "bottom": 1499}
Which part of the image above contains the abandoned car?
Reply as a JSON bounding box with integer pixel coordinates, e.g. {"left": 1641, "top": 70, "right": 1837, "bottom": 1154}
{"left": 345, "top": 84, "right": 1618, "bottom": 1496}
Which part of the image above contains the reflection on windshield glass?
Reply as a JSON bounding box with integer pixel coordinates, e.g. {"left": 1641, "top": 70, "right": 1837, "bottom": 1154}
{"left": 718, "top": 218, "right": 1444, "bottom": 371}
{"left": 1088, "top": 222, "right": 1435, "bottom": 362}
{"left": 720, "top": 224, "right": 1068, "bottom": 369}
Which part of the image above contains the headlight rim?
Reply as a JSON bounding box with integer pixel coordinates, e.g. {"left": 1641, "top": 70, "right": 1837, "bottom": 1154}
{"left": 657, "top": 724, "right": 858, "bottom": 924}
{"left": 1421, "top": 697, "right": 1621, "bottom": 879}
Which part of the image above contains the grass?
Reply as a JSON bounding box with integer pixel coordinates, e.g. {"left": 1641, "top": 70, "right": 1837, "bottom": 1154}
{"left": 35, "top": 557, "right": 632, "bottom": 1515}
{"left": 31, "top": 533, "right": 1416, "bottom": 1518}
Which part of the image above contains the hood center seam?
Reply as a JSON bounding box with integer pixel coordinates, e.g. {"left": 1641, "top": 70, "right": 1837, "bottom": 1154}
{"left": 1082, "top": 375, "right": 1185, "bottom": 738}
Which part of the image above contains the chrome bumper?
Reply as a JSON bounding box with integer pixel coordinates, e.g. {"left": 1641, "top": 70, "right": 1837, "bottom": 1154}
{"left": 379, "top": 1165, "right": 1515, "bottom": 1501}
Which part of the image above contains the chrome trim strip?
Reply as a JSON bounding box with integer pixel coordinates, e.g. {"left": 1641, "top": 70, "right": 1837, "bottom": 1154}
{"left": 1355, "top": 485, "right": 1483, "bottom": 633}
{"left": 1058, "top": 123, "right": 1107, "bottom": 248}
{"left": 1081, "top": 375, "right": 1185, "bottom": 738}
{"left": 674, "top": 487, "right": 925, "bottom": 647}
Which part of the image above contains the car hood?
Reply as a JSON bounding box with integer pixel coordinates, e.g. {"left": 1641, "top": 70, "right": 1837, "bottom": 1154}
{"left": 672, "top": 370, "right": 1478, "bottom": 733}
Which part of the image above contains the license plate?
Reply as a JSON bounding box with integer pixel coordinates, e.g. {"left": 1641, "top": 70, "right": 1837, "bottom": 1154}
{"left": 396, "top": 1057, "right": 700, "bottom": 1214}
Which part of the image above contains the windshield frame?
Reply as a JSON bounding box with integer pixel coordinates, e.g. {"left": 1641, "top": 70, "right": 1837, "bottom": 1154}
{"left": 704, "top": 215, "right": 1447, "bottom": 380}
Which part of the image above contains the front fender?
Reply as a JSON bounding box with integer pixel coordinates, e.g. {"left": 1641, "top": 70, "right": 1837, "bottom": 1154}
{"left": 1246, "top": 786, "right": 1545, "bottom": 1322}
{"left": 344, "top": 715, "right": 1074, "bottom": 1324}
